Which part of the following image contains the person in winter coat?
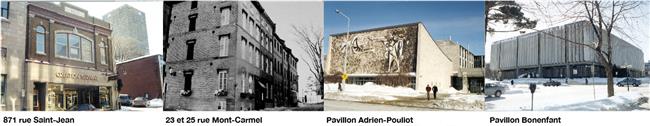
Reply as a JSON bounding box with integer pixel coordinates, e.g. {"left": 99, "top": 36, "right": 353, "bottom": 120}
{"left": 425, "top": 84, "right": 432, "bottom": 100}
{"left": 432, "top": 85, "right": 439, "bottom": 99}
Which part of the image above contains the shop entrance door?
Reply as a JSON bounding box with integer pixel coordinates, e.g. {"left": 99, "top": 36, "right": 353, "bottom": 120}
{"left": 33, "top": 82, "right": 46, "bottom": 111}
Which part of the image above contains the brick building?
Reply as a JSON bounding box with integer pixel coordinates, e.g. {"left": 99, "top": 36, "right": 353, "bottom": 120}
{"left": 1, "top": 2, "right": 118, "bottom": 111}
{"left": 116, "top": 54, "right": 163, "bottom": 99}
{"left": 163, "top": 1, "right": 298, "bottom": 111}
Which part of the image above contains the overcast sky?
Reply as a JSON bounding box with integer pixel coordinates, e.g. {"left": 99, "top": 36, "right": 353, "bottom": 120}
{"left": 67, "top": 2, "right": 163, "bottom": 55}
{"left": 259, "top": 1, "right": 324, "bottom": 96}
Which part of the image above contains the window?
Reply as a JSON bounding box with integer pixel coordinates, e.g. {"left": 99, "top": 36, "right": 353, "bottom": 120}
{"left": 248, "top": 18, "right": 254, "bottom": 34}
{"left": 188, "top": 14, "right": 197, "bottom": 32}
{"left": 217, "top": 101, "right": 226, "bottom": 111}
{"left": 1, "top": 2, "right": 8, "bottom": 18}
{"left": 220, "top": 7, "right": 230, "bottom": 25}
{"left": 217, "top": 70, "right": 227, "bottom": 90}
{"left": 186, "top": 39, "right": 196, "bottom": 60}
{"left": 68, "top": 34, "right": 81, "bottom": 60}
{"left": 55, "top": 33, "right": 68, "bottom": 57}
{"left": 241, "top": 10, "right": 247, "bottom": 31}
{"left": 248, "top": 43, "right": 253, "bottom": 64}
{"left": 1, "top": 47, "right": 6, "bottom": 58}
{"left": 50, "top": 33, "right": 97, "bottom": 63}
{"left": 255, "top": 48, "right": 260, "bottom": 68}
{"left": 190, "top": 1, "right": 197, "bottom": 9}
{"left": 218, "top": 35, "right": 229, "bottom": 57}
{"left": 1, "top": 74, "right": 6, "bottom": 105}
{"left": 241, "top": 73, "right": 246, "bottom": 92}
{"left": 81, "top": 38, "right": 94, "bottom": 62}
{"left": 240, "top": 38, "right": 246, "bottom": 59}
{"left": 99, "top": 41, "right": 107, "bottom": 65}
{"left": 183, "top": 70, "right": 194, "bottom": 91}
{"left": 35, "top": 26, "right": 46, "bottom": 54}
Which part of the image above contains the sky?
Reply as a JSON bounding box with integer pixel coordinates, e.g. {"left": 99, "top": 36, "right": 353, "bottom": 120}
{"left": 259, "top": 1, "right": 324, "bottom": 97}
{"left": 324, "top": 1, "right": 486, "bottom": 56}
{"left": 66, "top": 2, "right": 163, "bottom": 55}
{"left": 485, "top": 1, "right": 650, "bottom": 63}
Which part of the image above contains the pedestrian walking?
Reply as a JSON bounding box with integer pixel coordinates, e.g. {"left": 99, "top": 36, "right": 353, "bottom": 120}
{"left": 432, "top": 85, "right": 439, "bottom": 99}
{"left": 426, "top": 84, "right": 432, "bottom": 100}
{"left": 511, "top": 80, "right": 514, "bottom": 86}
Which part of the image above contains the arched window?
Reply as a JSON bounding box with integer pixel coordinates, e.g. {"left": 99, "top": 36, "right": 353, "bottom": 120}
{"left": 36, "top": 26, "right": 46, "bottom": 54}
{"left": 54, "top": 32, "right": 96, "bottom": 63}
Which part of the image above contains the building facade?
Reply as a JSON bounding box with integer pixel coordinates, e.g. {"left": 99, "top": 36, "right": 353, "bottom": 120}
{"left": 436, "top": 40, "right": 484, "bottom": 93}
{"left": 1, "top": 2, "right": 118, "bottom": 111}
{"left": 103, "top": 5, "right": 149, "bottom": 62}
{"left": 325, "top": 22, "right": 455, "bottom": 93}
{"left": 489, "top": 21, "right": 644, "bottom": 80}
{"left": 116, "top": 54, "right": 163, "bottom": 99}
{"left": 163, "top": 1, "right": 298, "bottom": 111}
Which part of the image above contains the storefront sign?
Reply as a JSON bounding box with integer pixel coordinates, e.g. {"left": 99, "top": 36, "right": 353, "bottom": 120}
{"left": 55, "top": 72, "right": 98, "bottom": 81}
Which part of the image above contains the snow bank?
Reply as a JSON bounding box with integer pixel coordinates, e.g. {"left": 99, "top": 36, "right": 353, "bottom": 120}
{"left": 325, "top": 82, "right": 421, "bottom": 102}
{"left": 148, "top": 98, "right": 163, "bottom": 108}
{"left": 325, "top": 82, "right": 484, "bottom": 110}
{"left": 506, "top": 77, "right": 650, "bottom": 85}
{"left": 544, "top": 92, "right": 649, "bottom": 111}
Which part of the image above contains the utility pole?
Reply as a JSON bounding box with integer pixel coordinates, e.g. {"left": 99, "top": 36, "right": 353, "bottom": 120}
{"left": 336, "top": 9, "right": 351, "bottom": 85}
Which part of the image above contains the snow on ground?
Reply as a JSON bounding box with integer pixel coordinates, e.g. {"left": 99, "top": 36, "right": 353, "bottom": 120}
{"left": 486, "top": 78, "right": 650, "bottom": 111}
{"left": 325, "top": 82, "right": 484, "bottom": 110}
{"left": 324, "top": 82, "right": 421, "bottom": 102}
{"left": 493, "top": 77, "right": 650, "bottom": 85}
{"left": 120, "top": 106, "right": 163, "bottom": 111}
{"left": 545, "top": 92, "right": 648, "bottom": 111}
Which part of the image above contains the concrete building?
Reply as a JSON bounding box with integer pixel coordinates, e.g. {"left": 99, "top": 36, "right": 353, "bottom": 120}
{"left": 103, "top": 5, "right": 149, "bottom": 62}
{"left": 489, "top": 21, "right": 644, "bottom": 80}
{"left": 644, "top": 61, "right": 650, "bottom": 77}
{"left": 163, "top": 1, "right": 298, "bottom": 111}
{"left": 325, "top": 22, "right": 458, "bottom": 93}
{"left": 436, "top": 40, "right": 484, "bottom": 93}
{"left": 116, "top": 54, "right": 163, "bottom": 99}
{"left": 1, "top": 2, "right": 118, "bottom": 111}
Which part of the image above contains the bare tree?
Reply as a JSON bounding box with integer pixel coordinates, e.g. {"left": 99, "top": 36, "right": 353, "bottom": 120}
{"left": 292, "top": 25, "right": 324, "bottom": 98}
{"left": 486, "top": 1, "right": 538, "bottom": 33}
{"left": 529, "top": 1, "right": 645, "bottom": 97}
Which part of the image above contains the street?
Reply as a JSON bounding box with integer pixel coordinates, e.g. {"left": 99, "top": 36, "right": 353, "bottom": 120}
{"left": 324, "top": 100, "right": 439, "bottom": 111}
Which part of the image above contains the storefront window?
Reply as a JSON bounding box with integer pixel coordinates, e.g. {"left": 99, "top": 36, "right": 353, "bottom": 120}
{"left": 46, "top": 84, "right": 65, "bottom": 111}
{"left": 99, "top": 87, "right": 111, "bottom": 109}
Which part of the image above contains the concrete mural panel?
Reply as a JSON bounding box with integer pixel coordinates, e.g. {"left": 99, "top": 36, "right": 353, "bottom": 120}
{"left": 328, "top": 25, "right": 417, "bottom": 74}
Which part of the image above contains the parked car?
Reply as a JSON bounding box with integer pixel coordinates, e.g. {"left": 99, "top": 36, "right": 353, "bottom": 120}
{"left": 484, "top": 83, "right": 506, "bottom": 97}
{"left": 132, "top": 97, "right": 148, "bottom": 107}
{"left": 67, "top": 104, "right": 96, "bottom": 111}
{"left": 617, "top": 78, "right": 641, "bottom": 87}
{"left": 119, "top": 94, "right": 132, "bottom": 106}
{"left": 543, "top": 80, "right": 561, "bottom": 87}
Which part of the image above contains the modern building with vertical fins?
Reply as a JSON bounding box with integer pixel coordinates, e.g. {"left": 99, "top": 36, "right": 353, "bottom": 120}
{"left": 489, "top": 21, "right": 644, "bottom": 80}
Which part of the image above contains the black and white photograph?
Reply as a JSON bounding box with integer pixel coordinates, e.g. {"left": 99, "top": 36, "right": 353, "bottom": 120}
{"left": 162, "top": 1, "right": 324, "bottom": 111}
